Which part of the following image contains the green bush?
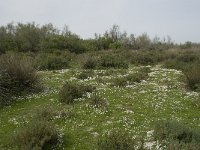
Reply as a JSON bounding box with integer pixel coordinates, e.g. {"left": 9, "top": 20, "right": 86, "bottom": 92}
{"left": 131, "top": 51, "right": 160, "bottom": 65}
{"left": 35, "top": 52, "right": 70, "bottom": 70}
{"left": 89, "top": 92, "right": 108, "bottom": 108}
{"left": 83, "top": 57, "right": 99, "bottom": 69}
{"left": 127, "top": 68, "right": 150, "bottom": 83}
{"left": 184, "top": 67, "right": 200, "bottom": 91}
{"left": 14, "top": 120, "right": 61, "bottom": 150}
{"left": 166, "top": 140, "right": 200, "bottom": 150}
{"left": 0, "top": 53, "right": 41, "bottom": 107}
{"left": 77, "top": 70, "right": 94, "bottom": 80}
{"left": 59, "top": 82, "right": 95, "bottom": 104}
{"left": 35, "top": 107, "right": 55, "bottom": 121}
{"left": 97, "top": 129, "right": 136, "bottom": 150}
{"left": 35, "top": 106, "right": 73, "bottom": 121}
{"left": 177, "top": 53, "right": 199, "bottom": 63}
{"left": 112, "top": 77, "right": 128, "bottom": 87}
{"left": 163, "top": 59, "right": 186, "bottom": 71}
{"left": 99, "top": 55, "right": 128, "bottom": 69}
{"left": 154, "top": 120, "right": 200, "bottom": 149}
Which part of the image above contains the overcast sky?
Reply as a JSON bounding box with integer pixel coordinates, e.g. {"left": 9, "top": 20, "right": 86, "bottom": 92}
{"left": 0, "top": 0, "right": 200, "bottom": 43}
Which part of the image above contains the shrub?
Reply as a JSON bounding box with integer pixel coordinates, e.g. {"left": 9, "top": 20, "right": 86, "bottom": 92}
{"left": 77, "top": 70, "right": 94, "bottom": 80}
{"left": 35, "top": 107, "right": 55, "bottom": 121}
{"left": 184, "top": 67, "right": 200, "bottom": 91}
{"left": 166, "top": 140, "right": 200, "bottom": 150}
{"left": 35, "top": 53, "right": 70, "bottom": 70}
{"left": 99, "top": 54, "right": 128, "bottom": 69}
{"left": 154, "top": 120, "right": 200, "bottom": 149}
{"left": 83, "top": 57, "right": 99, "bottom": 69}
{"left": 163, "top": 59, "right": 186, "bottom": 71}
{"left": 35, "top": 106, "right": 74, "bottom": 121}
{"left": 112, "top": 77, "right": 128, "bottom": 87}
{"left": 0, "top": 53, "right": 41, "bottom": 107}
{"left": 131, "top": 51, "right": 158, "bottom": 65}
{"left": 59, "top": 82, "right": 95, "bottom": 104}
{"left": 126, "top": 72, "right": 147, "bottom": 84}
{"left": 14, "top": 120, "right": 61, "bottom": 150}
{"left": 177, "top": 53, "right": 199, "bottom": 63}
{"left": 97, "top": 129, "right": 136, "bottom": 150}
{"left": 89, "top": 92, "right": 108, "bottom": 108}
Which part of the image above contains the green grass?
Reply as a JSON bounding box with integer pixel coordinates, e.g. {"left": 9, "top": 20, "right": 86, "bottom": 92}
{"left": 0, "top": 66, "right": 200, "bottom": 149}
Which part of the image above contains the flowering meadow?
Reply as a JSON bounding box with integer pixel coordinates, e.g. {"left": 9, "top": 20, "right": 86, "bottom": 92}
{"left": 0, "top": 65, "right": 200, "bottom": 149}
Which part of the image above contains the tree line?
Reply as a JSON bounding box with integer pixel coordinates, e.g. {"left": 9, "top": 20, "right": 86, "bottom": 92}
{"left": 0, "top": 22, "right": 198, "bottom": 54}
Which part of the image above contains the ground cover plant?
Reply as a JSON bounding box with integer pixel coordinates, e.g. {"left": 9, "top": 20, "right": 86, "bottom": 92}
{"left": 1, "top": 61, "right": 200, "bottom": 149}
{"left": 111, "top": 67, "right": 151, "bottom": 87}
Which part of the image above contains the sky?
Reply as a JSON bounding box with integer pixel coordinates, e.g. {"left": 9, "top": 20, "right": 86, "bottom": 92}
{"left": 0, "top": 0, "right": 200, "bottom": 43}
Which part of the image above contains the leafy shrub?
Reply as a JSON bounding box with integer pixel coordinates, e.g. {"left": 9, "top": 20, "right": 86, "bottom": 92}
{"left": 77, "top": 70, "right": 94, "bottom": 80}
{"left": 14, "top": 120, "right": 61, "bottom": 150}
{"left": 131, "top": 51, "right": 159, "bottom": 65}
{"left": 154, "top": 120, "right": 200, "bottom": 149}
{"left": 112, "top": 77, "right": 128, "bottom": 87}
{"left": 97, "top": 129, "right": 137, "bottom": 150}
{"left": 177, "top": 53, "right": 199, "bottom": 63}
{"left": 35, "top": 53, "right": 70, "bottom": 70}
{"left": 126, "top": 71, "right": 148, "bottom": 84}
{"left": 166, "top": 140, "right": 200, "bottom": 150}
{"left": 59, "top": 82, "right": 95, "bottom": 104}
{"left": 184, "top": 67, "right": 200, "bottom": 91}
{"left": 99, "top": 55, "right": 128, "bottom": 69}
{"left": 0, "top": 53, "right": 41, "bottom": 107}
{"left": 163, "top": 59, "right": 186, "bottom": 71}
{"left": 83, "top": 57, "right": 99, "bottom": 69}
{"left": 89, "top": 92, "right": 108, "bottom": 108}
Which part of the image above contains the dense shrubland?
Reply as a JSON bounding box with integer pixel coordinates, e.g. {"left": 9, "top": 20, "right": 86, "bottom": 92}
{"left": 0, "top": 23, "right": 185, "bottom": 55}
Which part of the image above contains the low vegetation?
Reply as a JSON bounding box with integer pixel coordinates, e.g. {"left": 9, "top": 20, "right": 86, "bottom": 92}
{"left": 1, "top": 22, "right": 200, "bottom": 149}
{"left": 184, "top": 68, "right": 200, "bottom": 91}
{"left": 112, "top": 67, "right": 150, "bottom": 87}
{"left": 59, "top": 81, "right": 95, "bottom": 104}
{"left": 14, "top": 120, "right": 61, "bottom": 150}
{"left": 89, "top": 92, "right": 108, "bottom": 108}
{"left": 154, "top": 120, "right": 200, "bottom": 149}
{"left": 77, "top": 70, "right": 94, "bottom": 80}
{"left": 97, "top": 129, "right": 138, "bottom": 150}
